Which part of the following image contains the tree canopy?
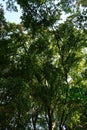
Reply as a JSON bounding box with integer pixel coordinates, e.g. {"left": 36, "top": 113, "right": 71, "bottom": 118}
{"left": 0, "top": 0, "right": 87, "bottom": 130}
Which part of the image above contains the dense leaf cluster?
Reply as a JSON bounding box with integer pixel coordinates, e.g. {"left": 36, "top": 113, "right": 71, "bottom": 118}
{"left": 0, "top": 0, "right": 87, "bottom": 130}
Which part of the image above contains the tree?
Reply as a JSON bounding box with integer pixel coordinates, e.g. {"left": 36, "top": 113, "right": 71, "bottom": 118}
{"left": 0, "top": 0, "right": 87, "bottom": 130}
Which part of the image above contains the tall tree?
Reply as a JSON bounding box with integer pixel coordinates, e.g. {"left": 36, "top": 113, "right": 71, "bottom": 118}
{"left": 0, "top": 0, "right": 87, "bottom": 130}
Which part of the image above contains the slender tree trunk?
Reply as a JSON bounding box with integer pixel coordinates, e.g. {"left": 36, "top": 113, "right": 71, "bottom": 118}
{"left": 32, "top": 109, "right": 38, "bottom": 130}
{"left": 48, "top": 115, "right": 52, "bottom": 130}
{"left": 32, "top": 116, "right": 37, "bottom": 130}
{"left": 33, "top": 121, "right": 36, "bottom": 130}
{"left": 59, "top": 124, "right": 64, "bottom": 130}
{"left": 48, "top": 108, "right": 53, "bottom": 130}
{"left": 59, "top": 125, "right": 63, "bottom": 130}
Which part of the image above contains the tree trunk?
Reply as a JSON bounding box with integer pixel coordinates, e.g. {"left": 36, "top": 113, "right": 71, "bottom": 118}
{"left": 33, "top": 122, "right": 36, "bottom": 130}
{"left": 32, "top": 109, "right": 38, "bottom": 130}
{"left": 59, "top": 124, "right": 64, "bottom": 130}
{"left": 32, "top": 117, "right": 37, "bottom": 130}
{"left": 48, "top": 108, "right": 53, "bottom": 130}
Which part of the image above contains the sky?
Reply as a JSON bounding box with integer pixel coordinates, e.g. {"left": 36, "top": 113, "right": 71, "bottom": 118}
{"left": 1, "top": 0, "right": 68, "bottom": 24}
{"left": 1, "top": 0, "right": 22, "bottom": 23}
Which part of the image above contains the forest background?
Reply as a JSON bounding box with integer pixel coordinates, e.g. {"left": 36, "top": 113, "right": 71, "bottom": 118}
{"left": 0, "top": 0, "right": 87, "bottom": 130}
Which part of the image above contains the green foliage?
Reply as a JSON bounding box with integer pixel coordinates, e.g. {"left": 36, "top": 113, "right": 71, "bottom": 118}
{"left": 0, "top": 0, "right": 87, "bottom": 130}
{"left": 77, "top": 0, "right": 87, "bottom": 7}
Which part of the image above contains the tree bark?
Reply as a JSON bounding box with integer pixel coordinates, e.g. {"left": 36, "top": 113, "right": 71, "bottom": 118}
{"left": 59, "top": 124, "right": 64, "bottom": 130}
{"left": 59, "top": 126, "right": 63, "bottom": 130}
{"left": 32, "top": 116, "right": 37, "bottom": 130}
{"left": 48, "top": 108, "right": 53, "bottom": 130}
{"left": 32, "top": 109, "right": 38, "bottom": 130}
